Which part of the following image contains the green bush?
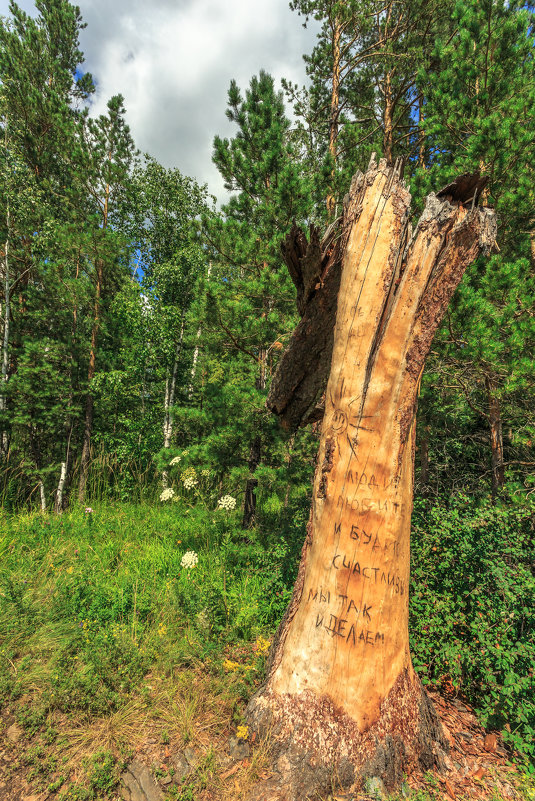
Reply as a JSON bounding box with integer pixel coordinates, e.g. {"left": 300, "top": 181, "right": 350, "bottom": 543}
{"left": 410, "top": 495, "right": 535, "bottom": 765}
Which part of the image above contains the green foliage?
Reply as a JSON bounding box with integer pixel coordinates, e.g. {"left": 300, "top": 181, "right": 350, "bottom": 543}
{"left": 410, "top": 495, "right": 535, "bottom": 764}
{"left": 0, "top": 501, "right": 295, "bottom": 713}
{"left": 1, "top": 0, "right": 535, "bottom": 788}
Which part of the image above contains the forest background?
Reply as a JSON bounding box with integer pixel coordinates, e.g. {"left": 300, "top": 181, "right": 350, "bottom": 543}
{"left": 1, "top": 0, "right": 535, "bottom": 796}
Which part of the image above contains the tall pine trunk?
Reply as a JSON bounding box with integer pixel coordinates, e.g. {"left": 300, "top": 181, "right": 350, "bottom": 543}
{"left": 326, "top": 16, "right": 342, "bottom": 218}
{"left": 485, "top": 374, "right": 505, "bottom": 499}
{"left": 78, "top": 183, "right": 109, "bottom": 503}
{"left": 78, "top": 257, "right": 103, "bottom": 503}
{"left": 0, "top": 225, "right": 10, "bottom": 458}
{"left": 242, "top": 351, "right": 266, "bottom": 529}
{"left": 248, "top": 159, "right": 496, "bottom": 798}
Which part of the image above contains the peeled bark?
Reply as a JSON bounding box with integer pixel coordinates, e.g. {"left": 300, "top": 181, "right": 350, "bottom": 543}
{"left": 248, "top": 158, "right": 496, "bottom": 798}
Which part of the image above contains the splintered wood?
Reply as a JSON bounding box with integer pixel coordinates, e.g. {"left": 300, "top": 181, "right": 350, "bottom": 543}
{"left": 249, "top": 157, "right": 496, "bottom": 795}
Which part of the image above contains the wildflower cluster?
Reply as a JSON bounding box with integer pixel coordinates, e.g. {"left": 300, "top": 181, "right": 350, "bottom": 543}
{"left": 217, "top": 494, "right": 236, "bottom": 511}
{"left": 160, "top": 487, "right": 175, "bottom": 502}
{"left": 254, "top": 635, "right": 271, "bottom": 655}
{"left": 181, "top": 467, "right": 198, "bottom": 490}
{"left": 201, "top": 468, "right": 210, "bottom": 477}
{"left": 236, "top": 725, "right": 249, "bottom": 741}
{"left": 181, "top": 550, "right": 198, "bottom": 569}
{"left": 84, "top": 507, "right": 93, "bottom": 514}
{"left": 169, "top": 455, "right": 181, "bottom": 466}
{"left": 223, "top": 659, "right": 241, "bottom": 672}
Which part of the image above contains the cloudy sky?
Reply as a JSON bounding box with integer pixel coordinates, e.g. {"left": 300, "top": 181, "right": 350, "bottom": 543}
{"left": 1, "top": 0, "right": 318, "bottom": 202}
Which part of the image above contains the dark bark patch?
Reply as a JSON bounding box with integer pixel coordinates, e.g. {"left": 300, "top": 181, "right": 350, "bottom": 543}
{"left": 247, "top": 670, "right": 448, "bottom": 799}
{"left": 317, "top": 438, "right": 335, "bottom": 499}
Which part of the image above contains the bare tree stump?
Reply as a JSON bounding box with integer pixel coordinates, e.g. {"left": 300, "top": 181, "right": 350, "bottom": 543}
{"left": 248, "top": 157, "right": 496, "bottom": 800}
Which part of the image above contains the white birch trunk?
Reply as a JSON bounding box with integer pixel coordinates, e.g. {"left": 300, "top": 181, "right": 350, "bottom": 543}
{"left": 162, "top": 316, "right": 185, "bottom": 487}
{"left": 39, "top": 479, "right": 46, "bottom": 512}
{"left": 188, "top": 262, "right": 212, "bottom": 399}
{"left": 55, "top": 461, "right": 67, "bottom": 513}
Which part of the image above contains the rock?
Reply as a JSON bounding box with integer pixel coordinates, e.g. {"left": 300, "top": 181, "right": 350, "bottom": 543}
{"left": 364, "top": 776, "right": 386, "bottom": 799}
{"left": 121, "top": 759, "right": 164, "bottom": 801}
{"left": 6, "top": 723, "right": 23, "bottom": 743}
{"left": 160, "top": 774, "right": 172, "bottom": 785}
{"left": 183, "top": 746, "right": 199, "bottom": 768}
{"left": 229, "top": 735, "right": 250, "bottom": 761}
{"left": 170, "top": 752, "right": 192, "bottom": 783}
{"left": 245, "top": 777, "right": 288, "bottom": 801}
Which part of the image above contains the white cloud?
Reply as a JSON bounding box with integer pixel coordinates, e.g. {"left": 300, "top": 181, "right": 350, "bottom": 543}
{"left": 1, "top": 0, "right": 317, "bottom": 202}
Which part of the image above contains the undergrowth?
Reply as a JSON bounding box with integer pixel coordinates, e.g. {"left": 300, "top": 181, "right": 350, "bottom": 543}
{"left": 0, "top": 494, "right": 533, "bottom": 798}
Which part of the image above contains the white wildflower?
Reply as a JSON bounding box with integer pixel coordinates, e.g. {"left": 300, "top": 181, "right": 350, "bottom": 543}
{"left": 181, "top": 467, "right": 198, "bottom": 490}
{"left": 217, "top": 495, "right": 237, "bottom": 511}
{"left": 160, "top": 487, "right": 175, "bottom": 502}
{"left": 169, "top": 455, "right": 181, "bottom": 466}
{"left": 181, "top": 550, "right": 198, "bottom": 569}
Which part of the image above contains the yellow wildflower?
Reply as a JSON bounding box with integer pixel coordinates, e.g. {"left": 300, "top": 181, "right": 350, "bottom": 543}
{"left": 236, "top": 725, "right": 249, "bottom": 740}
{"left": 223, "top": 659, "right": 240, "bottom": 672}
{"left": 254, "top": 636, "right": 271, "bottom": 655}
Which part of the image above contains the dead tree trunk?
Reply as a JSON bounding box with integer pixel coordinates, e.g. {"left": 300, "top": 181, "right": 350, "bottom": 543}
{"left": 247, "top": 158, "right": 496, "bottom": 799}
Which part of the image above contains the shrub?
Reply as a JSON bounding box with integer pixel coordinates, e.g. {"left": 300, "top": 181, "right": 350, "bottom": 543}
{"left": 410, "top": 495, "right": 535, "bottom": 765}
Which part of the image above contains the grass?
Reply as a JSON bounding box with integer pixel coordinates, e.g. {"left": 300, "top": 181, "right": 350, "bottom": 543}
{"left": 0, "top": 498, "right": 534, "bottom": 799}
{"left": 0, "top": 501, "right": 284, "bottom": 799}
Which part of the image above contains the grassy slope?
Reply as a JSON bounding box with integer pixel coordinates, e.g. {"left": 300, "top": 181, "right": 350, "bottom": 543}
{"left": 0, "top": 499, "right": 533, "bottom": 799}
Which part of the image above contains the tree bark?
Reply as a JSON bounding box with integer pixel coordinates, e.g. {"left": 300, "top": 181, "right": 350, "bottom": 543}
{"left": 188, "top": 262, "right": 212, "bottom": 399}
{"left": 485, "top": 374, "right": 505, "bottom": 499}
{"left": 242, "top": 350, "right": 266, "bottom": 529}
{"left": 0, "top": 212, "right": 11, "bottom": 458}
{"left": 326, "top": 15, "right": 342, "bottom": 218}
{"left": 162, "top": 316, "right": 185, "bottom": 488}
{"left": 55, "top": 461, "right": 67, "bottom": 514}
{"left": 383, "top": 69, "right": 394, "bottom": 164}
{"left": 248, "top": 157, "right": 496, "bottom": 798}
{"left": 78, "top": 257, "right": 103, "bottom": 503}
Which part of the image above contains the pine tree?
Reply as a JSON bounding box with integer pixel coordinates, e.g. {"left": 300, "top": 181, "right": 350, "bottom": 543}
{"left": 0, "top": 0, "right": 95, "bottom": 506}
{"left": 414, "top": 0, "right": 535, "bottom": 497}
{"left": 76, "top": 94, "right": 137, "bottom": 502}
{"left": 206, "top": 71, "right": 311, "bottom": 527}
